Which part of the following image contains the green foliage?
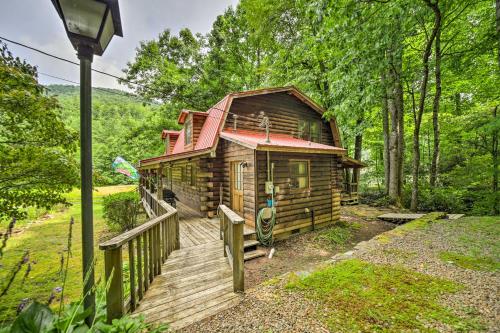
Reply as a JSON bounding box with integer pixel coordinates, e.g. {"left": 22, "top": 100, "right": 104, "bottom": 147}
{"left": 315, "top": 221, "right": 360, "bottom": 248}
{"left": 102, "top": 190, "right": 141, "bottom": 231}
{"left": 287, "top": 259, "right": 483, "bottom": 332}
{"left": 46, "top": 84, "right": 178, "bottom": 186}
{"left": 0, "top": 44, "right": 79, "bottom": 221}
{"left": 401, "top": 185, "right": 466, "bottom": 213}
{"left": 10, "top": 302, "right": 54, "bottom": 332}
{"left": 4, "top": 289, "right": 168, "bottom": 333}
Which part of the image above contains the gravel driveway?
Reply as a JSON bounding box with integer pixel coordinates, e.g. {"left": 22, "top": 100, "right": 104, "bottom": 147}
{"left": 180, "top": 215, "right": 499, "bottom": 332}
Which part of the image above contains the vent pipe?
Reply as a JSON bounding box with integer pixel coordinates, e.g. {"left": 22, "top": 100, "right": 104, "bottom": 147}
{"left": 233, "top": 114, "right": 238, "bottom": 132}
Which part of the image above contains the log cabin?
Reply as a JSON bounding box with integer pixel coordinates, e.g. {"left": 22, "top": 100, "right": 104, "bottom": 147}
{"left": 138, "top": 86, "right": 364, "bottom": 241}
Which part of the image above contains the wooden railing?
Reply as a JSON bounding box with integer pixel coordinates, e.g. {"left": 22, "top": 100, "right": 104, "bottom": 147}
{"left": 218, "top": 205, "right": 244, "bottom": 292}
{"left": 342, "top": 182, "right": 358, "bottom": 195}
{"left": 99, "top": 188, "right": 179, "bottom": 322}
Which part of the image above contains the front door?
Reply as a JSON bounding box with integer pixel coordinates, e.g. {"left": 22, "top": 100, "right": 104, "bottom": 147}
{"left": 230, "top": 161, "right": 244, "bottom": 216}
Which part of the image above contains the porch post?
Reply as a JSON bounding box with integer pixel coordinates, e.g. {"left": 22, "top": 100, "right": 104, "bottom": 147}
{"left": 157, "top": 164, "right": 164, "bottom": 201}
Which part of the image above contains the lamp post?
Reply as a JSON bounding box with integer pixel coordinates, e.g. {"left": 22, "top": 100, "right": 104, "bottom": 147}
{"left": 51, "top": 0, "right": 122, "bottom": 324}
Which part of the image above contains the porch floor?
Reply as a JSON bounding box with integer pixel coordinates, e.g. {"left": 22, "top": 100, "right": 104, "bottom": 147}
{"left": 133, "top": 201, "right": 242, "bottom": 330}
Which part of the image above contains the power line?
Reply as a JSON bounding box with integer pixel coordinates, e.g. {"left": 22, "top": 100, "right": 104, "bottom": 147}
{"left": 37, "top": 72, "right": 260, "bottom": 124}
{"left": 0, "top": 36, "right": 139, "bottom": 86}
{"left": 1, "top": 36, "right": 269, "bottom": 123}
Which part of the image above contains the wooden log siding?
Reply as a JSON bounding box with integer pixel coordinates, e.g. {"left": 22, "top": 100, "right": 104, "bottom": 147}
{"left": 99, "top": 186, "right": 179, "bottom": 322}
{"left": 225, "top": 92, "right": 335, "bottom": 146}
{"left": 160, "top": 154, "right": 220, "bottom": 217}
{"left": 217, "top": 139, "right": 256, "bottom": 226}
{"left": 219, "top": 204, "right": 244, "bottom": 292}
{"left": 256, "top": 151, "right": 343, "bottom": 238}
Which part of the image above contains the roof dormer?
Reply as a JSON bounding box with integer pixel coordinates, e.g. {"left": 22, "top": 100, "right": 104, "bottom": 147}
{"left": 161, "top": 130, "right": 180, "bottom": 155}
{"left": 177, "top": 109, "right": 208, "bottom": 150}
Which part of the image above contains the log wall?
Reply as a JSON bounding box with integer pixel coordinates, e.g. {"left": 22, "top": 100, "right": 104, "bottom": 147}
{"left": 255, "top": 151, "right": 343, "bottom": 239}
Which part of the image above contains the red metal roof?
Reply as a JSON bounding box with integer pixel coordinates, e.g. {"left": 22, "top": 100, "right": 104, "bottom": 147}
{"left": 220, "top": 129, "right": 345, "bottom": 154}
{"left": 168, "top": 96, "right": 230, "bottom": 156}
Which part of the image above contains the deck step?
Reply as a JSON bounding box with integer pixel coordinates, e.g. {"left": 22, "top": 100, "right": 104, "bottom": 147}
{"left": 244, "top": 239, "right": 260, "bottom": 248}
{"left": 244, "top": 225, "right": 257, "bottom": 241}
{"left": 244, "top": 249, "right": 266, "bottom": 261}
{"left": 244, "top": 239, "right": 260, "bottom": 253}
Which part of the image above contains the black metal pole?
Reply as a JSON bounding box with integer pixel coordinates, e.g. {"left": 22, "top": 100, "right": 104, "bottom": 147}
{"left": 78, "top": 45, "right": 95, "bottom": 325}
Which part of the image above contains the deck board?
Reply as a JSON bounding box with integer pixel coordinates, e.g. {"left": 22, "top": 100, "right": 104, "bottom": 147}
{"left": 133, "top": 201, "right": 242, "bottom": 330}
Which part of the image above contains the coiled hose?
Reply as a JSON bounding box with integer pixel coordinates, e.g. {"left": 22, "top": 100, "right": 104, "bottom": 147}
{"left": 256, "top": 207, "right": 276, "bottom": 247}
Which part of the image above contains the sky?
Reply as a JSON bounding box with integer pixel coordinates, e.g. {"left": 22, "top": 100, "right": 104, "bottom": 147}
{"left": 0, "top": 0, "right": 239, "bottom": 91}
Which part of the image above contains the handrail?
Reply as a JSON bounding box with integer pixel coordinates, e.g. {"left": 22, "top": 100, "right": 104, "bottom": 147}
{"left": 219, "top": 204, "right": 244, "bottom": 292}
{"left": 99, "top": 185, "right": 179, "bottom": 322}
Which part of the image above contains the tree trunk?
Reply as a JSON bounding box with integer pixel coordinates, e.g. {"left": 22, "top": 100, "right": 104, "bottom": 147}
{"left": 382, "top": 74, "right": 391, "bottom": 195}
{"left": 430, "top": 16, "right": 442, "bottom": 188}
{"left": 412, "top": 0, "right": 441, "bottom": 211}
{"left": 388, "top": 83, "right": 400, "bottom": 201}
{"left": 352, "top": 118, "right": 363, "bottom": 187}
{"left": 492, "top": 106, "right": 499, "bottom": 215}
{"left": 395, "top": 51, "right": 405, "bottom": 198}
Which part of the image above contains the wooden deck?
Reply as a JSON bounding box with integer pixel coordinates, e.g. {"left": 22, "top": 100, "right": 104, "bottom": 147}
{"left": 133, "top": 202, "right": 241, "bottom": 330}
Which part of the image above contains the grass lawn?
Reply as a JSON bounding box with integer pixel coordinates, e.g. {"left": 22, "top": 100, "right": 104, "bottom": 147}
{"left": 0, "top": 185, "right": 134, "bottom": 323}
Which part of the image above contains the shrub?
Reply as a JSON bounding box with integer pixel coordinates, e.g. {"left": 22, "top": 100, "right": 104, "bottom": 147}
{"left": 402, "top": 184, "right": 465, "bottom": 213}
{"left": 103, "top": 190, "right": 141, "bottom": 231}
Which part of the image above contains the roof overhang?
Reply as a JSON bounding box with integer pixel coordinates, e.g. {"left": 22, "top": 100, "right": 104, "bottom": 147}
{"left": 177, "top": 109, "right": 208, "bottom": 124}
{"left": 342, "top": 156, "right": 367, "bottom": 168}
{"left": 138, "top": 148, "right": 213, "bottom": 169}
{"left": 161, "top": 130, "right": 181, "bottom": 140}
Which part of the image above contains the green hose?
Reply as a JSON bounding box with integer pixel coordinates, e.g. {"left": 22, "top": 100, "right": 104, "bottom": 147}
{"left": 256, "top": 207, "right": 276, "bottom": 247}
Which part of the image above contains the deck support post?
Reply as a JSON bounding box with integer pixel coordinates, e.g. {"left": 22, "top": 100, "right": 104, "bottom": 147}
{"left": 104, "top": 247, "right": 124, "bottom": 322}
{"left": 232, "top": 222, "right": 244, "bottom": 292}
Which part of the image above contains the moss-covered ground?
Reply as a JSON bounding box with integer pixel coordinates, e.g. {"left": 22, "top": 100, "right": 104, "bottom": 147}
{"left": 286, "top": 259, "right": 484, "bottom": 332}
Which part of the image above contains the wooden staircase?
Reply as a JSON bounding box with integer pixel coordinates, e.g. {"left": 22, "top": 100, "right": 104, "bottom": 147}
{"left": 243, "top": 225, "right": 266, "bottom": 261}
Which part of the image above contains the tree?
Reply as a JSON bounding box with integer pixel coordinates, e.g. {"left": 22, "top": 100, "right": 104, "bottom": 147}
{"left": 0, "top": 43, "right": 79, "bottom": 221}
{"left": 411, "top": 0, "right": 441, "bottom": 211}
{"left": 122, "top": 29, "right": 207, "bottom": 109}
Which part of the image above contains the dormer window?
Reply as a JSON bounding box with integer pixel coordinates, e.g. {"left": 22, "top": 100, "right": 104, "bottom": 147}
{"left": 185, "top": 116, "right": 192, "bottom": 145}
{"left": 298, "top": 119, "right": 321, "bottom": 143}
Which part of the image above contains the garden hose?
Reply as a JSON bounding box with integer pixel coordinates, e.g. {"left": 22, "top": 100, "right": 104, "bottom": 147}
{"left": 256, "top": 206, "right": 276, "bottom": 247}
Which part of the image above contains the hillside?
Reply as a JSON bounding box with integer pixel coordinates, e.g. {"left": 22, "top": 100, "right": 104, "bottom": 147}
{"left": 47, "top": 85, "right": 179, "bottom": 184}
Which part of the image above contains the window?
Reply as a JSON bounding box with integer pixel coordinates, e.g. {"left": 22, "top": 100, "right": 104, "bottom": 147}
{"left": 185, "top": 116, "right": 192, "bottom": 145}
{"left": 233, "top": 162, "right": 244, "bottom": 191}
{"left": 289, "top": 160, "right": 310, "bottom": 189}
{"left": 310, "top": 121, "right": 321, "bottom": 143}
{"left": 298, "top": 119, "right": 321, "bottom": 143}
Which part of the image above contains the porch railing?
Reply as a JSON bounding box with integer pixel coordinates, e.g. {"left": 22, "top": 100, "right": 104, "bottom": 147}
{"left": 342, "top": 182, "right": 358, "bottom": 195}
{"left": 218, "top": 205, "right": 244, "bottom": 292}
{"left": 99, "top": 187, "right": 179, "bottom": 322}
